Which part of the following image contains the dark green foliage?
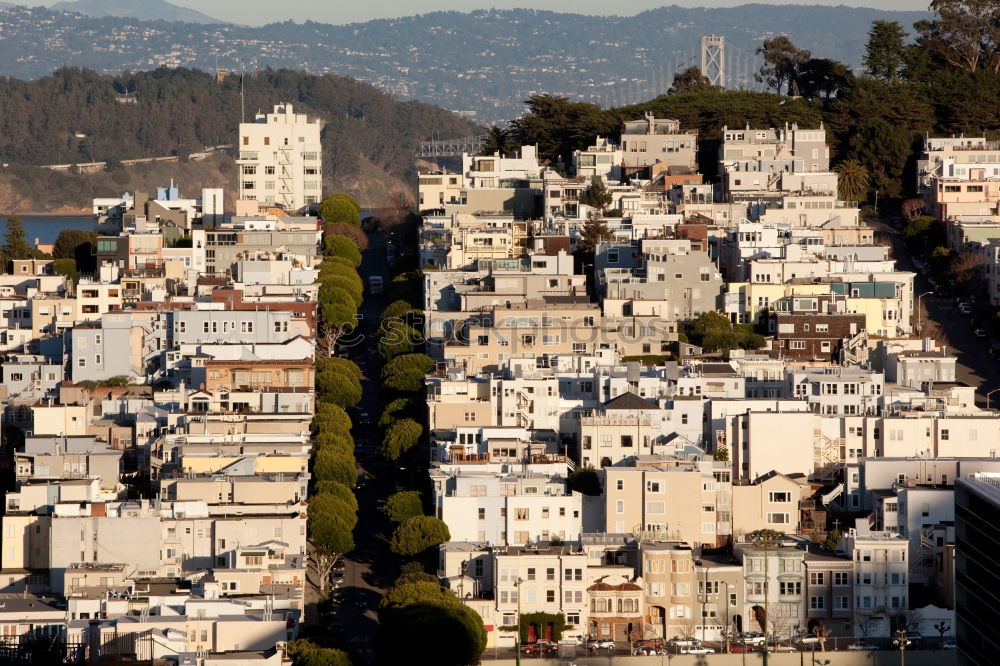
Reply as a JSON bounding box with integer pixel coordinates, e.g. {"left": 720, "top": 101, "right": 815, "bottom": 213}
{"left": 318, "top": 193, "right": 361, "bottom": 226}
{"left": 385, "top": 491, "right": 423, "bottom": 523}
{"left": 380, "top": 581, "right": 454, "bottom": 609}
{"left": 380, "top": 299, "right": 419, "bottom": 321}
{"left": 689, "top": 311, "right": 765, "bottom": 352}
{"left": 578, "top": 176, "right": 612, "bottom": 213}
{"left": 313, "top": 447, "right": 357, "bottom": 487}
{"left": 287, "top": 640, "right": 351, "bottom": 666}
{"left": 51, "top": 258, "right": 78, "bottom": 284}
{"left": 377, "top": 320, "right": 419, "bottom": 360}
{"left": 2, "top": 216, "right": 33, "bottom": 267}
{"left": 620, "top": 354, "right": 672, "bottom": 365}
{"left": 312, "top": 403, "right": 353, "bottom": 435}
{"left": 519, "top": 612, "right": 568, "bottom": 643}
{"left": 376, "top": 602, "right": 486, "bottom": 666}
{"left": 824, "top": 528, "right": 843, "bottom": 551}
{"left": 670, "top": 66, "right": 714, "bottom": 94}
{"left": 379, "top": 397, "right": 417, "bottom": 428}
{"left": 864, "top": 20, "right": 908, "bottom": 81}
{"left": 314, "top": 481, "right": 358, "bottom": 510}
{"left": 322, "top": 235, "right": 361, "bottom": 267}
{"left": 381, "top": 418, "right": 422, "bottom": 460}
{"left": 315, "top": 358, "right": 362, "bottom": 408}
{"left": 385, "top": 271, "right": 422, "bottom": 308}
{"left": 308, "top": 492, "right": 357, "bottom": 558}
{"left": 390, "top": 515, "right": 451, "bottom": 556}
{"left": 394, "top": 561, "right": 438, "bottom": 587}
{"left": 756, "top": 36, "right": 811, "bottom": 95}
{"left": 381, "top": 353, "right": 434, "bottom": 393}
{"left": 576, "top": 217, "right": 612, "bottom": 254}
{"left": 843, "top": 118, "right": 914, "bottom": 199}
{"left": 52, "top": 229, "right": 98, "bottom": 261}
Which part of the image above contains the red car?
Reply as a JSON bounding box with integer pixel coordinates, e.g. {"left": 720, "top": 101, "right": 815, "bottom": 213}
{"left": 520, "top": 641, "right": 558, "bottom": 655}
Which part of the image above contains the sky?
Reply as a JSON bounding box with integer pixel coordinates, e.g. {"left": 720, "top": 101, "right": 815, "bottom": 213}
{"left": 37, "top": 0, "right": 931, "bottom": 26}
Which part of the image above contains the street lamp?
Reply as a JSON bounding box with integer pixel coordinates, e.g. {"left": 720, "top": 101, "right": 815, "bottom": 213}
{"left": 916, "top": 291, "right": 934, "bottom": 331}
{"left": 894, "top": 628, "right": 909, "bottom": 666}
{"left": 987, "top": 388, "right": 1000, "bottom": 411}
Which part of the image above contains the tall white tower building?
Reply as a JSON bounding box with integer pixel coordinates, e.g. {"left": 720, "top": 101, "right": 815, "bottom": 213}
{"left": 236, "top": 103, "right": 323, "bottom": 212}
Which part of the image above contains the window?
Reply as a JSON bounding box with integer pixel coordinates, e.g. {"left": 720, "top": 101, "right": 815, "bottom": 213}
{"left": 526, "top": 568, "right": 536, "bottom": 581}
{"left": 941, "top": 429, "right": 949, "bottom": 441}
{"left": 767, "top": 512, "right": 790, "bottom": 524}
{"left": 834, "top": 596, "right": 849, "bottom": 610}
{"left": 810, "top": 596, "right": 825, "bottom": 610}
{"left": 546, "top": 590, "right": 555, "bottom": 603}
{"left": 478, "top": 508, "right": 485, "bottom": 520}
{"left": 646, "top": 480, "right": 661, "bottom": 493}
{"left": 810, "top": 572, "right": 824, "bottom": 585}
{"left": 616, "top": 500, "right": 625, "bottom": 514}
{"left": 616, "top": 479, "right": 624, "bottom": 491}
{"left": 769, "top": 491, "right": 792, "bottom": 503}
{"left": 779, "top": 581, "right": 801, "bottom": 596}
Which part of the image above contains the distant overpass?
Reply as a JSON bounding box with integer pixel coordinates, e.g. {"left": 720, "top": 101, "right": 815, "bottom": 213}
{"left": 417, "top": 135, "right": 488, "bottom": 158}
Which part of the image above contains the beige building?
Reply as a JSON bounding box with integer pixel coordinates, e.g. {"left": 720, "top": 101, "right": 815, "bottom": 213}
{"left": 620, "top": 114, "right": 698, "bottom": 171}
{"left": 638, "top": 541, "right": 697, "bottom": 639}
{"left": 732, "top": 472, "right": 812, "bottom": 538}
{"left": 236, "top": 103, "right": 323, "bottom": 211}
{"left": 602, "top": 465, "right": 721, "bottom": 548}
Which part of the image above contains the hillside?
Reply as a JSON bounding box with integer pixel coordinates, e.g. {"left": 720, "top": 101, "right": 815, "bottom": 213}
{"left": 49, "top": 0, "right": 222, "bottom": 24}
{"left": 0, "top": 67, "right": 478, "bottom": 207}
{"left": 0, "top": 5, "right": 930, "bottom": 121}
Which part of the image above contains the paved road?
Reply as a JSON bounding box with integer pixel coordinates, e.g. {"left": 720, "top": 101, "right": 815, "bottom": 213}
{"left": 872, "top": 218, "right": 1000, "bottom": 407}
{"left": 307, "top": 232, "right": 402, "bottom": 660}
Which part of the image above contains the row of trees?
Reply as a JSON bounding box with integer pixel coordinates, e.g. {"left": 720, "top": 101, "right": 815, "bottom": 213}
{"left": 316, "top": 194, "right": 365, "bottom": 357}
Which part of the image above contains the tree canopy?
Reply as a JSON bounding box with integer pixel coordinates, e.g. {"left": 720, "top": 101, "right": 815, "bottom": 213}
{"left": 376, "top": 601, "right": 486, "bottom": 666}
{"left": 381, "top": 418, "right": 423, "bottom": 460}
{"left": 381, "top": 353, "right": 435, "bottom": 393}
{"left": 385, "top": 490, "right": 423, "bottom": 523}
{"left": 390, "top": 515, "right": 451, "bottom": 556}
{"left": 318, "top": 193, "right": 361, "bottom": 226}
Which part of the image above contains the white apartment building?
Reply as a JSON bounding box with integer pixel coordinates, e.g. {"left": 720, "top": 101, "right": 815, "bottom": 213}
{"left": 735, "top": 538, "right": 807, "bottom": 641}
{"left": 842, "top": 529, "right": 909, "bottom": 638}
{"left": 236, "top": 103, "right": 323, "bottom": 211}
{"left": 431, "top": 469, "right": 584, "bottom": 546}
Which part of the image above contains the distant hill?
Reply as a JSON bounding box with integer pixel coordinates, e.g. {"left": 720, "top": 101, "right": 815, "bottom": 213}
{"left": 0, "top": 67, "right": 478, "bottom": 208}
{"left": 0, "top": 4, "right": 930, "bottom": 122}
{"left": 50, "top": 0, "right": 222, "bottom": 24}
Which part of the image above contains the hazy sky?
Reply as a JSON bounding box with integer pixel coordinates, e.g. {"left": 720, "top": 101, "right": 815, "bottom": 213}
{"left": 39, "top": 0, "right": 931, "bottom": 26}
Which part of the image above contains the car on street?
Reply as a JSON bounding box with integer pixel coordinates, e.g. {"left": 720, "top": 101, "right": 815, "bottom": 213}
{"left": 376, "top": 499, "right": 386, "bottom": 512}
{"left": 668, "top": 637, "right": 701, "bottom": 648}
{"left": 959, "top": 302, "right": 973, "bottom": 315}
{"left": 942, "top": 640, "right": 957, "bottom": 649}
{"left": 729, "top": 643, "right": 755, "bottom": 653}
{"left": 520, "top": 641, "right": 557, "bottom": 655}
{"left": 680, "top": 646, "right": 715, "bottom": 654}
{"left": 585, "top": 639, "right": 615, "bottom": 650}
{"left": 358, "top": 412, "right": 371, "bottom": 426}
{"left": 848, "top": 642, "right": 877, "bottom": 651}
{"left": 975, "top": 328, "right": 987, "bottom": 337}
{"left": 737, "top": 632, "right": 767, "bottom": 646}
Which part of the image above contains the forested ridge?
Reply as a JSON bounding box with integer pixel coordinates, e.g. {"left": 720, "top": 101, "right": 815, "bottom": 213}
{"left": 0, "top": 67, "right": 478, "bottom": 191}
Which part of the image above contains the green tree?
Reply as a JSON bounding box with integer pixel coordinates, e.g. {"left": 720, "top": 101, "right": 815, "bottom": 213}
{"left": 845, "top": 119, "right": 913, "bottom": 199}
{"left": 394, "top": 561, "right": 439, "bottom": 586}
{"left": 2, "top": 216, "right": 33, "bottom": 268}
{"left": 390, "top": 515, "right": 451, "bottom": 556}
{"left": 380, "top": 581, "right": 457, "bottom": 609}
{"left": 322, "top": 235, "right": 361, "bottom": 267}
{"left": 576, "top": 217, "right": 613, "bottom": 254}
{"left": 377, "top": 320, "right": 419, "bottom": 360}
{"left": 51, "top": 258, "right": 78, "bottom": 284}
{"left": 52, "top": 229, "right": 98, "bottom": 261}
{"left": 578, "top": 176, "right": 613, "bottom": 213}
{"left": 379, "top": 397, "right": 417, "bottom": 428}
{"left": 309, "top": 492, "right": 357, "bottom": 592}
{"left": 824, "top": 528, "right": 843, "bottom": 551}
{"left": 376, "top": 602, "right": 486, "bottom": 666}
{"left": 286, "top": 640, "right": 351, "bottom": 666}
{"left": 318, "top": 193, "right": 361, "bottom": 226}
{"left": 670, "top": 66, "right": 714, "bottom": 94}
{"left": 315, "top": 359, "right": 362, "bottom": 408}
{"left": 313, "top": 480, "right": 359, "bottom": 510}
{"left": 796, "top": 58, "right": 853, "bottom": 99}
{"left": 756, "top": 36, "right": 811, "bottom": 95}
{"left": 381, "top": 299, "right": 420, "bottom": 321}
{"left": 834, "top": 159, "right": 871, "bottom": 202}
{"left": 480, "top": 125, "right": 518, "bottom": 157}
{"left": 864, "top": 20, "right": 909, "bottom": 81}
{"left": 382, "top": 418, "right": 423, "bottom": 460}
{"left": 313, "top": 447, "right": 357, "bottom": 487}
{"left": 312, "top": 403, "right": 353, "bottom": 435}
{"left": 385, "top": 490, "right": 423, "bottom": 523}
{"left": 915, "top": 0, "right": 1000, "bottom": 74}
{"left": 381, "top": 353, "right": 435, "bottom": 393}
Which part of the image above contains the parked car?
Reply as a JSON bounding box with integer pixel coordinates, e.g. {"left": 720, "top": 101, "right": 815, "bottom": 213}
{"left": 848, "top": 642, "right": 877, "bottom": 651}
{"left": 358, "top": 412, "right": 371, "bottom": 426}
{"left": 738, "top": 632, "right": 767, "bottom": 646}
{"left": 633, "top": 646, "right": 662, "bottom": 655}
{"left": 668, "top": 637, "right": 701, "bottom": 647}
{"left": 729, "top": 643, "right": 754, "bottom": 653}
{"left": 975, "top": 328, "right": 988, "bottom": 338}
{"left": 586, "top": 639, "right": 615, "bottom": 650}
{"left": 959, "top": 302, "right": 973, "bottom": 315}
{"left": 905, "top": 631, "right": 924, "bottom": 643}
{"left": 520, "top": 641, "right": 557, "bottom": 655}
{"left": 681, "top": 646, "right": 716, "bottom": 655}
{"left": 942, "top": 640, "right": 957, "bottom": 649}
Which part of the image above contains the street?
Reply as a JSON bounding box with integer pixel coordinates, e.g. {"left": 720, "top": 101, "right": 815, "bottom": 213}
{"left": 872, "top": 218, "right": 1000, "bottom": 407}
{"left": 305, "top": 232, "right": 401, "bottom": 660}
